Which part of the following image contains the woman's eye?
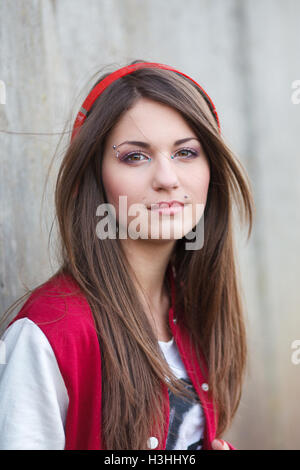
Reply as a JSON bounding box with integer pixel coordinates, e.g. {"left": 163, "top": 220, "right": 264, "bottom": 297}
{"left": 176, "top": 148, "right": 198, "bottom": 159}
{"left": 120, "top": 147, "right": 198, "bottom": 163}
{"left": 120, "top": 152, "right": 148, "bottom": 163}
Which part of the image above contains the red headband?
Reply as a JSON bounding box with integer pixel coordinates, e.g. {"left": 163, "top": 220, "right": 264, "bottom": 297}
{"left": 71, "top": 62, "right": 220, "bottom": 141}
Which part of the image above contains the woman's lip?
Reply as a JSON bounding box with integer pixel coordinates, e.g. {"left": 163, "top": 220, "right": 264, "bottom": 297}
{"left": 147, "top": 202, "right": 184, "bottom": 210}
{"left": 147, "top": 204, "right": 185, "bottom": 215}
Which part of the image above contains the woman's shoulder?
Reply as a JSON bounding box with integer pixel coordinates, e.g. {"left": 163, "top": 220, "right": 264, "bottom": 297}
{"left": 9, "top": 272, "right": 97, "bottom": 346}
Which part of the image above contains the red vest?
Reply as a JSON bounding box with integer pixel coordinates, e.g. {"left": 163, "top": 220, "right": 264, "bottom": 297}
{"left": 10, "top": 266, "right": 234, "bottom": 450}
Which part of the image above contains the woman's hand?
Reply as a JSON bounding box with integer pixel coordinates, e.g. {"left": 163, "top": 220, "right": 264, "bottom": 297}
{"left": 211, "top": 439, "right": 230, "bottom": 450}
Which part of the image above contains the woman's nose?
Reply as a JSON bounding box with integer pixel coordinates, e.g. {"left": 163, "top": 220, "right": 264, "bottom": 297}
{"left": 151, "top": 153, "right": 179, "bottom": 189}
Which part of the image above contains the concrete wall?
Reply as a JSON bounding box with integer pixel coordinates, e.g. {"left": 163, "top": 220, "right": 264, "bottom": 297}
{"left": 1, "top": 0, "right": 300, "bottom": 449}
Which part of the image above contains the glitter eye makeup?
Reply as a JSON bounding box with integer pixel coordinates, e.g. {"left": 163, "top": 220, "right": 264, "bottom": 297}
{"left": 117, "top": 149, "right": 152, "bottom": 163}
{"left": 174, "top": 148, "right": 199, "bottom": 159}
{"left": 112, "top": 144, "right": 200, "bottom": 164}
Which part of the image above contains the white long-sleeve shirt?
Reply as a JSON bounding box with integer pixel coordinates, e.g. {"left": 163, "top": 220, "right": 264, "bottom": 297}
{"left": 0, "top": 318, "right": 68, "bottom": 449}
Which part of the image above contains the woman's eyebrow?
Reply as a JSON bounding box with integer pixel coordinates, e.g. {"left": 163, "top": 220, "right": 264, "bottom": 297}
{"left": 116, "top": 137, "right": 201, "bottom": 148}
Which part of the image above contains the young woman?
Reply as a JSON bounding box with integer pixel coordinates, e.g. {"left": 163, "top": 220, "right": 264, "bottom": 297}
{"left": 0, "top": 60, "right": 254, "bottom": 450}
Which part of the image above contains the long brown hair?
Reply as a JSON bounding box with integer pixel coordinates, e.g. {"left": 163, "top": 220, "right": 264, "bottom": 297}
{"left": 1, "top": 59, "right": 255, "bottom": 449}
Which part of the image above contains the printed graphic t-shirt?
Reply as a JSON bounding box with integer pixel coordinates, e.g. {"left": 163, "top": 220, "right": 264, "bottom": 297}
{"left": 158, "top": 336, "right": 205, "bottom": 450}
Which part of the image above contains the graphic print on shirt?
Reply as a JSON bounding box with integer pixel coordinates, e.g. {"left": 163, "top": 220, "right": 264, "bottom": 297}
{"left": 165, "top": 377, "right": 204, "bottom": 450}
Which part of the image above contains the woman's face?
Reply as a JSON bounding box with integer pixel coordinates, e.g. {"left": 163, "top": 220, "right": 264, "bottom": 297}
{"left": 101, "top": 97, "right": 210, "bottom": 245}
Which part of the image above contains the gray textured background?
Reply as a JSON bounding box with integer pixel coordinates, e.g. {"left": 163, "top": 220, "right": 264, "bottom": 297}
{"left": 1, "top": 0, "right": 300, "bottom": 449}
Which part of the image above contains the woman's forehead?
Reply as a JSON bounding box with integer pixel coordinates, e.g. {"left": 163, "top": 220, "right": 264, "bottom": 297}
{"left": 106, "top": 98, "right": 198, "bottom": 147}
